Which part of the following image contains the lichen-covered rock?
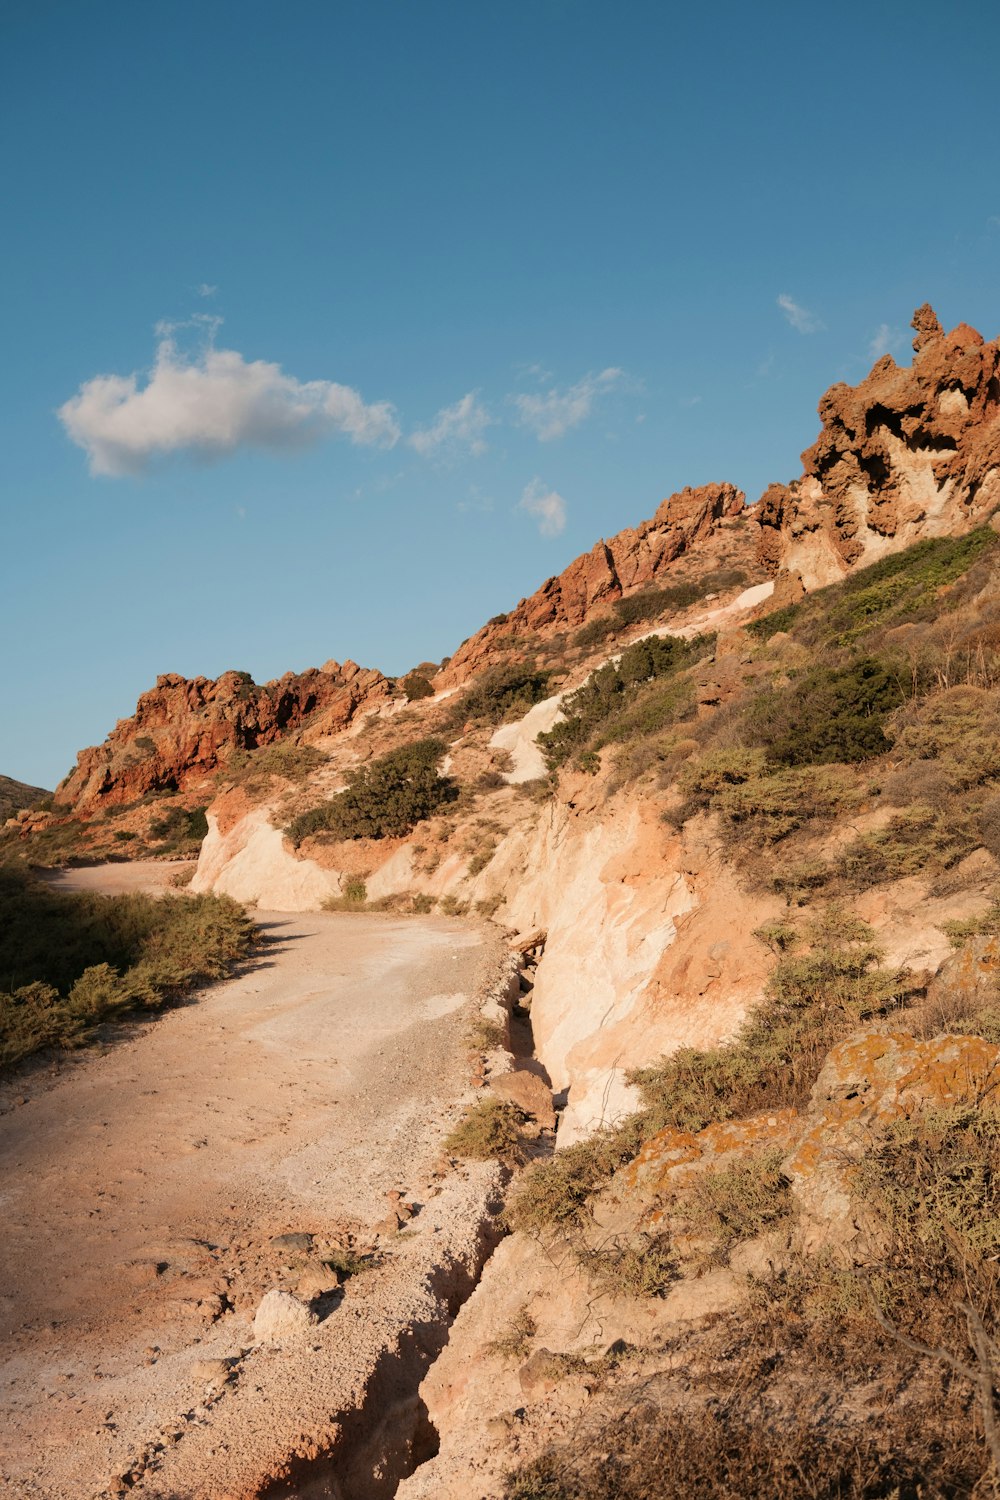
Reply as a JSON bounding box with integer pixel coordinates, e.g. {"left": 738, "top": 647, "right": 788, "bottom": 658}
{"left": 784, "top": 1029, "right": 1000, "bottom": 1250}
{"left": 619, "top": 1108, "right": 801, "bottom": 1203}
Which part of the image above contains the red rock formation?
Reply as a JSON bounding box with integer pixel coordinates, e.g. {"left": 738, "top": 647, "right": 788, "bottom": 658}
{"left": 756, "top": 306, "right": 1000, "bottom": 587}
{"left": 436, "top": 481, "right": 748, "bottom": 687}
{"left": 56, "top": 661, "right": 390, "bottom": 815}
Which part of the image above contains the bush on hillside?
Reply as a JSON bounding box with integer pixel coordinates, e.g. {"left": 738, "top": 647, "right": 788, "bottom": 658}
{"left": 743, "top": 657, "right": 905, "bottom": 767}
{"left": 286, "top": 738, "right": 454, "bottom": 844}
{"left": 0, "top": 866, "right": 255, "bottom": 1069}
{"left": 886, "top": 685, "right": 1000, "bottom": 790}
{"left": 628, "top": 908, "right": 908, "bottom": 1138}
{"left": 747, "top": 528, "right": 997, "bottom": 647}
{"left": 224, "top": 742, "right": 328, "bottom": 790}
{"left": 454, "top": 665, "right": 552, "bottom": 726}
{"left": 539, "top": 634, "right": 709, "bottom": 769}
{"left": 401, "top": 672, "right": 435, "bottom": 701}
{"left": 575, "top": 571, "right": 748, "bottom": 649}
{"left": 148, "top": 803, "right": 209, "bottom": 851}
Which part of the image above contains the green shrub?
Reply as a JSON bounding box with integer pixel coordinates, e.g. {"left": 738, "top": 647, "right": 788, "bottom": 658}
{"left": 224, "top": 742, "right": 328, "bottom": 790}
{"left": 680, "top": 1147, "right": 792, "bottom": 1267}
{"left": 444, "top": 1096, "right": 529, "bottom": 1166}
{"left": 679, "top": 749, "right": 862, "bottom": 847}
{"left": 886, "top": 686, "right": 1000, "bottom": 790}
{"left": 505, "top": 1128, "right": 643, "bottom": 1233}
{"left": 287, "top": 738, "right": 454, "bottom": 844}
{"left": 323, "top": 876, "right": 368, "bottom": 911}
{"left": 539, "top": 634, "right": 709, "bottom": 769}
{"left": 456, "top": 665, "right": 552, "bottom": 726}
{"left": 748, "top": 528, "right": 997, "bottom": 650}
{"left": 855, "top": 1106, "right": 1000, "bottom": 1327}
{"left": 0, "top": 868, "right": 255, "bottom": 1069}
{"left": 574, "top": 615, "right": 618, "bottom": 648}
{"left": 401, "top": 672, "right": 434, "bottom": 701}
{"left": 743, "top": 657, "right": 905, "bottom": 767}
{"left": 575, "top": 1232, "right": 677, "bottom": 1298}
{"left": 838, "top": 803, "right": 980, "bottom": 889}
{"left": 714, "top": 764, "right": 862, "bottom": 844}
{"left": 148, "top": 803, "right": 209, "bottom": 851}
{"left": 628, "top": 909, "right": 908, "bottom": 1136}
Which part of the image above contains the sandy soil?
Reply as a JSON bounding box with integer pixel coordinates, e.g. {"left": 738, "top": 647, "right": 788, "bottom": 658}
{"left": 0, "top": 866, "right": 497, "bottom": 1499}
{"left": 40, "top": 860, "right": 197, "bottom": 896}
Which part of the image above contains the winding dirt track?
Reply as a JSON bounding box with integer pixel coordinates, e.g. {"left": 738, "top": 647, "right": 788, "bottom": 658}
{"left": 0, "top": 867, "right": 493, "bottom": 1499}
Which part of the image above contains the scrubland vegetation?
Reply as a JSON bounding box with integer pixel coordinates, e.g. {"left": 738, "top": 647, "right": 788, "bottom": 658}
{"left": 287, "top": 738, "right": 455, "bottom": 844}
{"left": 0, "top": 865, "right": 255, "bottom": 1069}
{"left": 497, "top": 524, "right": 1000, "bottom": 1497}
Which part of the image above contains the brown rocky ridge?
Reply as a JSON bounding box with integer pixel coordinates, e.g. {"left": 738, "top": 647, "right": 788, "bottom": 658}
{"left": 756, "top": 302, "right": 1000, "bottom": 587}
{"left": 435, "top": 480, "right": 750, "bottom": 687}
{"left": 35, "top": 304, "right": 1000, "bottom": 838}
{"left": 54, "top": 659, "right": 390, "bottom": 817}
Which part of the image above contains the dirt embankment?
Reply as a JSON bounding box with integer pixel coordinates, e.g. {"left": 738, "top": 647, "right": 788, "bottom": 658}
{"left": 0, "top": 867, "right": 507, "bottom": 1500}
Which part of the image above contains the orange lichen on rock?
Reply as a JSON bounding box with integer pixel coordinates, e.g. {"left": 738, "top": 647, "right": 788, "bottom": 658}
{"left": 621, "top": 1108, "right": 801, "bottom": 1202}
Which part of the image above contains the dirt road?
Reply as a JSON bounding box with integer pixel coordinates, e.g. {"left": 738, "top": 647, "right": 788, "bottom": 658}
{"left": 0, "top": 868, "right": 497, "bottom": 1498}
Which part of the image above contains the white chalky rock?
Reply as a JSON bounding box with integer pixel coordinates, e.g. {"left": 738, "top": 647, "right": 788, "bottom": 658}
{"left": 253, "top": 1289, "right": 318, "bottom": 1344}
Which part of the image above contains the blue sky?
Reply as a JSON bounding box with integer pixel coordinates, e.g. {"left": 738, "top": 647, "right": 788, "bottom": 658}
{"left": 2, "top": 0, "right": 999, "bottom": 789}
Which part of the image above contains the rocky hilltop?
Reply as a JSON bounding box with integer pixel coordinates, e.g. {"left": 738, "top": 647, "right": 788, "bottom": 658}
{"left": 757, "top": 303, "right": 1000, "bottom": 586}
{"left": 39, "top": 305, "right": 1000, "bottom": 830}
{"left": 54, "top": 659, "right": 390, "bottom": 816}
{"left": 435, "top": 480, "right": 749, "bottom": 687}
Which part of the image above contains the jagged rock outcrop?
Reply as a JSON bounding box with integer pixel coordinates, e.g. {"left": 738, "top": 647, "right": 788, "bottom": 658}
{"left": 436, "top": 481, "right": 749, "bottom": 687}
{"left": 756, "top": 305, "right": 1000, "bottom": 587}
{"left": 56, "top": 660, "right": 389, "bottom": 815}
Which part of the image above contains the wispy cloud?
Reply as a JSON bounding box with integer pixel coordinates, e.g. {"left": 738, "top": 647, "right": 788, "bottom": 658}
{"left": 512, "top": 367, "right": 623, "bottom": 441}
{"left": 777, "top": 294, "right": 824, "bottom": 334}
{"left": 409, "top": 391, "right": 490, "bottom": 458}
{"left": 59, "top": 322, "right": 400, "bottom": 477}
{"left": 196, "top": 282, "right": 218, "bottom": 298}
{"left": 518, "top": 478, "right": 567, "bottom": 537}
{"left": 868, "top": 322, "right": 905, "bottom": 360}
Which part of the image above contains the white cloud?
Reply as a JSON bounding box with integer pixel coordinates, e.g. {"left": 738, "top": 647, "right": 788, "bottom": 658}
{"left": 196, "top": 282, "right": 218, "bottom": 298}
{"left": 513, "top": 367, "right": 623, "bottom": 441}
{"left": 409, "top": 391, "right": 490, "bottom": 458}
{"left": 518, "top": 478, "right": 567, "bottom": 537}
{"left": 59, "top": 327, "right": 400, "bottom": 476}
{"left": 777, "top": 294, "right": 824, "bottom": 334}
{"left": 868, "top": 322, "right": 904, "bottom": 360}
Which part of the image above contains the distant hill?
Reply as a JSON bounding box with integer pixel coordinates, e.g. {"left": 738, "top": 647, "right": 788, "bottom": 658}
{"left": 0, "top": 775, "right": 49, "bottom": 823}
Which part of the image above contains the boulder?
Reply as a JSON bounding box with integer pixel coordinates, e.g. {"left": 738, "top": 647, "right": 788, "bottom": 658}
{"left": 252, "top": 1289, "right": 318, "bottom": 1344}
{"left": 489, "top": 1068, "right": 556, "bottom": 1130}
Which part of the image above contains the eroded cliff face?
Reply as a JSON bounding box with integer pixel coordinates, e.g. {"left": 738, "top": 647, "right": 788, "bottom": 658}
{"left": 755, "top": 305, "right": 1000, "bottom": 587}
{"left": 55, "top": 660, "right": 389, "bottom": 816}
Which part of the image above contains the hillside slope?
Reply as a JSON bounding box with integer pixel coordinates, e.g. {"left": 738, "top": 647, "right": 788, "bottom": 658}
{"left": 0, "top": 774, "right": 48, "bottom": 823}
